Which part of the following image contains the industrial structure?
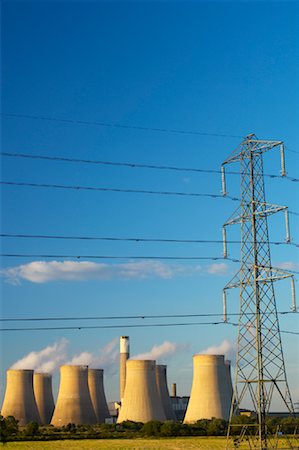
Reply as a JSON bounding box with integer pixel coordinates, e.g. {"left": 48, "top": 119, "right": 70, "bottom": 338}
{"left": 117, "top": 360, "right": 166, "bottom": 423}
{"left": 224, "top": 360, "right": 233, "bottom": 403}
{"left": 1, "top": 369, "right": 41, "bottom": 425}
{"left": 33, "top": 372, "right": 55, "bottom": 424}
{"left": 156, "top": 364, "right": 176, "bottom": 420}
{"left": 51, "top": 365, "right": 97, "bottom": 426}
{"left": 88, "top": 368, "right": 110, "bottom": 423}
{"left": 184, "top": 354, "right": 231, "bottom": 423}
{"left": 119, "top": 336, "right": 129, "bottom": 404}
{"left": 221, "top": 135, "right": 297, "bottom": 449}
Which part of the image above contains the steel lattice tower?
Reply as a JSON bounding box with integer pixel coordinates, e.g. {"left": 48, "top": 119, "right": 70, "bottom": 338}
{"left": 221, "top": 134, "right": 297, "bottom": 449}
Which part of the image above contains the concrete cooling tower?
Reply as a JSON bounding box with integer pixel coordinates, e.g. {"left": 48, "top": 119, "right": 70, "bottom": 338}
{"left": 1, "top": 369, "right": 41, "bottom": 425}
{"left": 120, "top": 336, "right": 129, "bottom": 403}
{"left": 117, "top": 360, "right": 166, "bottom": 423}
{"left": 224, "top": 359, "right": 233, "bottom": 402}
{"left": 33, "top": 372, "right": 55, "bottom": 425}
{"left": 88, "top": 369, "right": 110, "bottom": 423}
{"left": 156, "top": 365, "right": 176, "bottom": 420}
{"left": 51, "top": 365, "right": 97, "bottom": 426}
{"left": 184, "top": 354, "right": 231, "bottom": 423}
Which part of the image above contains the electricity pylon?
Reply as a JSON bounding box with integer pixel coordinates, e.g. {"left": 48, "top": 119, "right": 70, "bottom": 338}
{"left": 221, "top": 134, "right": 297, "bottom": 449}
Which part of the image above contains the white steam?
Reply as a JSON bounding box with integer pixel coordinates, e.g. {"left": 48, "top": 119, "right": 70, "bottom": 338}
{"left": 201, "top": 339, "right": 236, "bottom": 361}
{"left": 133, "top": 340, "right": 188, "bottom": 361}
{"left": 10, "top": 338, "right": 69, "bottom": 372}
{"left": 10, "top": 338, "right": 119, "bottom": 374}
{"left": 66, "top": 338, "right": 119, "bottom": 373}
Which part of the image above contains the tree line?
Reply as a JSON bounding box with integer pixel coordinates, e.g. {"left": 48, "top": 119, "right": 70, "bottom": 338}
{"left": 1, "top": 414, "right": 298, "bottom": 443}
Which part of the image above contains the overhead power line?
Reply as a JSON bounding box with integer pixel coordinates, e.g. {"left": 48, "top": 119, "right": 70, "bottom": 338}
{"left": 2, "top": 152, "right": 299, "bottom": 182}
{"left": 285, "top": 145, "right": 299, "bottom": 155}
{"left": 0, "top": 320, "right": 297, "bottom": 335}
{"left": 0, "top": 253, "right": 240, "bottom": 262}
{"left": 0, "top": 112, "right": 243, "bottom": 139}
{"left": 1, "top": 310, "right": 297, "bottom": 322}
{"left": 1, "top": 253, "right": 298, "bottom": 274}
{"left": 1, "top": 233, "right": 298, "bottom": 248}
{"left": 0, "top": 181, "right": 240, "bottom": 201}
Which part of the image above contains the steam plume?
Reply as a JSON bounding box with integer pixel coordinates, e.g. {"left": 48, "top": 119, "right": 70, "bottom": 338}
{"left": 201, "top": 339, "right": 236, "bottom": 361}
{"left": 10, "top": 338, "right": 69, "bottom": 372}
{"left": 133, "top": 341, "right": 188, "bottom": 361}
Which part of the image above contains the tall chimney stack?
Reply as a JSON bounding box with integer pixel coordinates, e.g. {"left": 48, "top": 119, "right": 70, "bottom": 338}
{"left": 171, "top": 383, "right": 177, "bottom": 397}
{"left": 120, "top": 336, "right": 129, "bottom": 403}
{"left": 33, "top": 372, "right": 55, "bottom": 425}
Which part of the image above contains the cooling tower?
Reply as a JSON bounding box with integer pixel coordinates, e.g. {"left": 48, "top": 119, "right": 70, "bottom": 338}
{"left": 117, "top": 360, "right": 166, "bottom": 423}
{"left": 33, "top": 372, "right": 55, "bottom": 424}
{"left": 120, "top": 336, "right": 129, "bottom": 403}
{"left": 184, "top": 354, "right": 231, "bottom": 423}
{"left": 225, "top": 359, "right": 233, "bottom": 402}
{"left": 1, "top": 369, "right": 41, "bottom": 425}
{"left": 88, "top": 369, "right": 110, "bottom": 423}
{"left": 156, "top": 365, "right": 176, "bottom": 420}
{"left": 51, "top": 365, "right": 97, "bottom": 426}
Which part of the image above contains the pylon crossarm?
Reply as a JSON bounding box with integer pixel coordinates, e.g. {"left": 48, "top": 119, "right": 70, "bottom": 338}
{"left": 252, "top": 202, "right": 287, "bottom": 217}
{"left": 266, "top": 266, "right": 294, "bottom": 279}
{"left": 224, "top": 270, "right": 242, "bottom": 290}
{"left": 244, "top": 140, "right": 282, "bottom": 154}
{"left": 222, "top": 144, "right": 243, "bottom": 166}
{"left": 224, "top": 205, "right": 243, "bottom": 227}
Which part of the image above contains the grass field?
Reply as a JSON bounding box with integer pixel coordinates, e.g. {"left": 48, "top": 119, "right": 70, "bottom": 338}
{"left": 3, "top": 437, "right": 299, "bottom": 450}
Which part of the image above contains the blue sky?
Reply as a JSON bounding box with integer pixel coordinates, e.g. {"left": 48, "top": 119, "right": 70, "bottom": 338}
{"left": 1, "top": 1, "right": 298, "bottom": 409}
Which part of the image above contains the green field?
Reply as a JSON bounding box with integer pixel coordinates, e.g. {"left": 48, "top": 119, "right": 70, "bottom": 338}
{"left": 3, "top": 437, "right": 299, "bottom": 450}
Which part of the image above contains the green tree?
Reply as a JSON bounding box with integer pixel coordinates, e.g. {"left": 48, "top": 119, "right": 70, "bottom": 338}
{"left": 141, "top": 420, "right": 162, "bottom": 436}
{"left": 160, "top": 421, "right": 181, "bottom": 437}
{"left": 24, "top": 421, "right": 39, "bottom": 436}
{"left": 0, "top": 415, "right": 19, "bottom": 443}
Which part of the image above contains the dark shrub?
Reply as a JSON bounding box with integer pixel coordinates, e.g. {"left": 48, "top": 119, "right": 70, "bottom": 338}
{"left": 141, "top": 420, "right": 162, "bottom": 436}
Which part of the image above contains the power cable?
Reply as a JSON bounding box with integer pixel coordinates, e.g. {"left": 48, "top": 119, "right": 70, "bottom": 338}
{"left": 0, "top": 112, "right": 243, "bottom": 139}
{"left": 1, "top": 254, "right": 298, "bottom": 274}
{"left": 285, "top": 146, "right": 299, "bottom": 155}
{"left": 0, "top": 320, "right": 297, "bottom": 335}
{"left": 0, "top": 181, "right": 240, "bottom": 201}
{"left": 1, "top": 311, "right": 297, "bottom": 322}
{"left": 1, "top": 233, "right": 298, "bottom": 248}
{"left": 0, "top": 254, "right": 240, "bottom": 262}
{"left": 2, "top": 151, "right": 298, "bottom": 182}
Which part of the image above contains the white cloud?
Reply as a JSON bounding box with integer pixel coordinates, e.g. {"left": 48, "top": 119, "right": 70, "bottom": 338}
{"left": 201, "top": 339, "right": 236, "bottom": 361}
{"left": 277, "top": 261, "right": 299, "bottom": 271}
{"left": 133, "top": 340, "right": 188, "bottom": 362}
{"left": 1, "top": 260, "right": 206, "bottom": 284}
{"left": 10, "top": 338, "right": 69, "bottom": 373}
{"left": 207, "top": 263, "right": 228, "bottom": 275}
